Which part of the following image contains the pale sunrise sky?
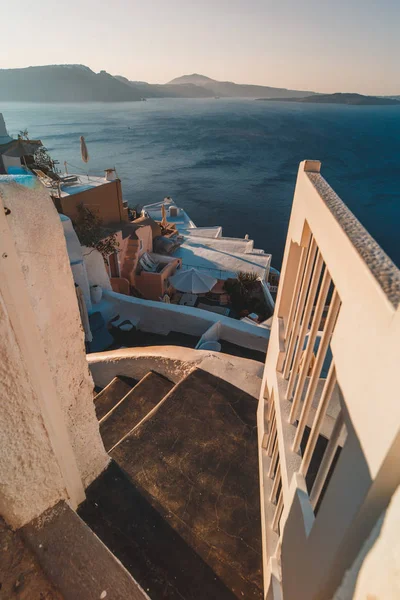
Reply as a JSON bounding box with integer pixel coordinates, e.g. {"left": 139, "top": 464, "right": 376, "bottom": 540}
{"left": 2, "top": 0, "right": 399, "bottom": 95}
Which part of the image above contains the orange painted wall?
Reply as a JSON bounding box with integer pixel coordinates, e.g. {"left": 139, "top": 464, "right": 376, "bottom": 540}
{"left": 53, "top": 179, "right": 128, "bottom": 226}
{"left": 134, "top": 258, "right": 181, "bottom": 300}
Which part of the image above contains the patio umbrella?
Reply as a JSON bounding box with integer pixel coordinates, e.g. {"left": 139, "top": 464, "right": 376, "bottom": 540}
{"left": 1, "top": 138, "right": 42, "bottom": 158}
{"left": 80, "top": 136, "right": 89, "bottom": 163}
{"left": 169, "top": 268, "right": 217, "bottom": 294}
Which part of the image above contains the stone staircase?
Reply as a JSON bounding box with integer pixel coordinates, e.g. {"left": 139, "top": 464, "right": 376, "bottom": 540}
{"left": 99, "top": 372, "right": 173, "bottom": 452}
{"left": 79, "top": 368, "right": 263, "bottom": 600}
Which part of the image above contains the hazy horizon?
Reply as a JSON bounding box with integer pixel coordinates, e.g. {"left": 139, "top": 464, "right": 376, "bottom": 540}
{"left": 2, "top": 0, "right": 399, "bottom": 96}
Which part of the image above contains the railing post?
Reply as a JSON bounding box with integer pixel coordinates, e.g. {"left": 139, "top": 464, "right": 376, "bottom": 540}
{"left": 292, "top": 290, "right": 341, "bottom": 453}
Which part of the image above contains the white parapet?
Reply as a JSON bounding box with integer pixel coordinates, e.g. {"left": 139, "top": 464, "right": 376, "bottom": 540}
{"left": 96, "top": 289, "right": 270, "bottom": 352}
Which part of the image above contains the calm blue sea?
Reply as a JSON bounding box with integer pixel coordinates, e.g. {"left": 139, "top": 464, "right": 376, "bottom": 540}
{"left": 2, "top": 99, "right": 400, "bottom": 269}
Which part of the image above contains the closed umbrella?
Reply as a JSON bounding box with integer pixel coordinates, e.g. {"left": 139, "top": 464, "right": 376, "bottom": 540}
{"left": 169, "top": 268, "right": 217, "bottom": 294}
{"left": 80, "top": 136, "right": 89, "bottom": 163}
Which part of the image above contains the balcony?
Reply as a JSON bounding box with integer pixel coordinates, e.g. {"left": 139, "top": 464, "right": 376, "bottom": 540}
{"left": 134, "top": 253, "right": 181, "bottom": 300}
{"left": 258, "top": 161, "right": 400, "bottom": 599}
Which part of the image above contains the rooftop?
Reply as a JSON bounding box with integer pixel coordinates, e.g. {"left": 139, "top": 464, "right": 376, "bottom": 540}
{"left": 174, "top": 237, "right": 271, "bottom": 280}
{"left": 142, "top": 200, "right": 271, "bottom": 280}
{"left": 54, "top": 173, "right": 115, "bottom": 198}
{"left": 143, "top": 200, "right": 196, "bottom": 232}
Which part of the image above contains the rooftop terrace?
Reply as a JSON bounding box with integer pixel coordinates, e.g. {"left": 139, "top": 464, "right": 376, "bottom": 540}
{"left": 55, "top": 173, "right": 115, "bottom": 198}
{"left": 175, "top": 236, "right": 271, "bottom": 280}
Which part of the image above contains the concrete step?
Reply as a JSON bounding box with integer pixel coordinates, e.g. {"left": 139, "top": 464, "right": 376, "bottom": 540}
{"left": 111, "top": 367, "right": 263, "bottom": 599}
{"left": 100, "top": 371, "right": 174, "bottom": 452}
{"left": 79, "top": 461, "right": 236, "bottom": 600}
{"left": 94, "top": 375, "right": 138, "bottom": 421}
{"left": 0, "top": 516, "right": 63, "bottom": 599}
{"left": 22, "top": 501, "right": 148, "bottom": 600}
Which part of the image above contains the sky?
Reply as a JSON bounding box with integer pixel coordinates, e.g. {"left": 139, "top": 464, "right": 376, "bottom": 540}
{"left": 2, "top": 0, "right": 399, "bottom": 95}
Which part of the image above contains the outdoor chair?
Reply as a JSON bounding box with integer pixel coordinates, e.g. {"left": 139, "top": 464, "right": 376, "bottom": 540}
{"left": 33, "top": 169, "right": 58, "bottom": 189}
{"left": 139, "top": 252, "right": 159, "bottom": 273}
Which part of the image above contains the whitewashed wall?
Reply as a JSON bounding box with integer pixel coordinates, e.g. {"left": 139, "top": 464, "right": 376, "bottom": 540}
{"left": 0, "top": 182, "right": 108, "bottom": 528}
{"left": 99, "top": 289, "right": 270, "bottom": 352}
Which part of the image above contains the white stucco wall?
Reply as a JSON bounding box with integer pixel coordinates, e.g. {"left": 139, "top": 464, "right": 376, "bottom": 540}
{"left": 82, "top": 246, "right": 113, "bottom": 293}
{"left": 88, "top": 346, "right": 264, "bottom": 399}
{"left": 332, "top": 485, "right": 400, "bottom": 600}
{"left": 0, "top": 293, "right": 66, "bottom": 527}
{"left": 258, "top": 161, "right": 400, "bottom": 598}
{"left": 96, "top": 290, "right": 269, "bottom": 352}
{"left": 0, "top": 182, "right": 108, "bottom": 526}
{"left": 61, "top": 215, "right": 92, "bottom": 309}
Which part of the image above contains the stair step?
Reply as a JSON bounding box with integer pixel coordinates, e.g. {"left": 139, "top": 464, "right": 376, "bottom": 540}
{"left": 111, "top": 368, "right": 263, "bottom": 599}
{"left": 94, "top": 375, "right": 137, "bottom": 421}
{"left": 0, "top": 516, "right": 62, "bottom": 599}
{"left": 22, "top": 501, "right": 148, "bottom": 600}
{"left": 79, "top": 461, "right": 236, "bottom": 600}
{"left": 100, "top": 371, "right": 174, "bottom": 452}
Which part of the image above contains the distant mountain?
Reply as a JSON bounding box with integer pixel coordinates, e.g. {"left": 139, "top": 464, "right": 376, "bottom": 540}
{"left": 0, "top": 65, "right": 143, "bottom": 102}
{"left": 168, "top": 73, "right": 316, "bottom": 99}
{"left": 0, "top": 65, "right": 315, "bottom": 102}
{"left": 114, "top": 75, "right": 213, "bottom": 98}
{"left": 257, "top": 93, "right": 400, "bottom": 106}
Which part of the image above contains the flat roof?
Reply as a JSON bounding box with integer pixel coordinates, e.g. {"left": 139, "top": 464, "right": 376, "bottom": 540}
{"left": 186, "top": 235, "right": 256, "bottom": 253}
{"left": 142, "top": 200, "right": 271, "bottom": 278}
{"left": 143, "top": 202, "right": 196, "bottom": 231}
{"left": 57, "top": 174, "right": 114, "bottom": 198}
{"left": 174, "top": 239, "right": 271, "bottom": 280}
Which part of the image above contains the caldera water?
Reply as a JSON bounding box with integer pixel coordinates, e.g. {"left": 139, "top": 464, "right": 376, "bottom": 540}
{"left": 3, "top": 99, "right": 400, "bottom": 269}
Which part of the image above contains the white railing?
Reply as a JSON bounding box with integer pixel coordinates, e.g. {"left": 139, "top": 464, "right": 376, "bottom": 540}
{"left": 258, "top": 161, "right": 400, "bottom": 599}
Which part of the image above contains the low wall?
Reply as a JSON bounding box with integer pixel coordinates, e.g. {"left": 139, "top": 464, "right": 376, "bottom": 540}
{"left": 97, "top": 289, "right": 270, "bottom": 352}
{"left": 88, "top": 346, "right": 264, "bottom": 399}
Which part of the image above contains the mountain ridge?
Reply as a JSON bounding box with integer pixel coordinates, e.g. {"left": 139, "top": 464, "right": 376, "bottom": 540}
{"left": 168, "top": 73, "right": 316, "bottom": 98}
{"left": 0, "top": 64, "right": 318, "bottom": 102}
{"left": 257, "top": 92, "right": 400, "bottom": 106}
{"left": 0, "top": 64, "right": 143, "bottom": 102}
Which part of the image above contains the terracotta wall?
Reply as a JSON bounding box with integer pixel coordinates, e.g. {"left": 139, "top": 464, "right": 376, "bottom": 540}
{"left": 54, "top": 179, "right": 128, "bottom": 226}
{"left": 135, "top": 258, "right": 181, "bottom": 300}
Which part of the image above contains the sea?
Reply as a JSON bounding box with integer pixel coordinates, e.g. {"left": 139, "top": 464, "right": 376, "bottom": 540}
{"left": 2, "top": 99, "right": 400, "bottom": 269}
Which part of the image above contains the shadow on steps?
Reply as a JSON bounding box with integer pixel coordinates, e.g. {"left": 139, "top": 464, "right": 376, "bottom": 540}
{"left": 111, "top": 368, "right": 263, "bottom": 599}
{"left": 78, "top": 461, "right": 237, "bottom": 600}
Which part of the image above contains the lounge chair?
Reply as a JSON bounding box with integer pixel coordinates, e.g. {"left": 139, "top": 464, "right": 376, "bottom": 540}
{"left": 139, "top": 252, "right": 159, "bottom": 273}
{"left": 33, "top": 169, "right": 78, "bottom": 188}
{"left": 33, "top": 169, "right": 58, "bottom": 189}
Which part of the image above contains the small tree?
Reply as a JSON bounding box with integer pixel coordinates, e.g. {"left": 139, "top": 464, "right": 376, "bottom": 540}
{"left": 224, "top": 271, "right": 260, "bottom": 313}
{"left": 33, "top": 146, "right": 54, "bottom": 171}
{"left": 73, "top": 204, "right": 119, "bottom": 262}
